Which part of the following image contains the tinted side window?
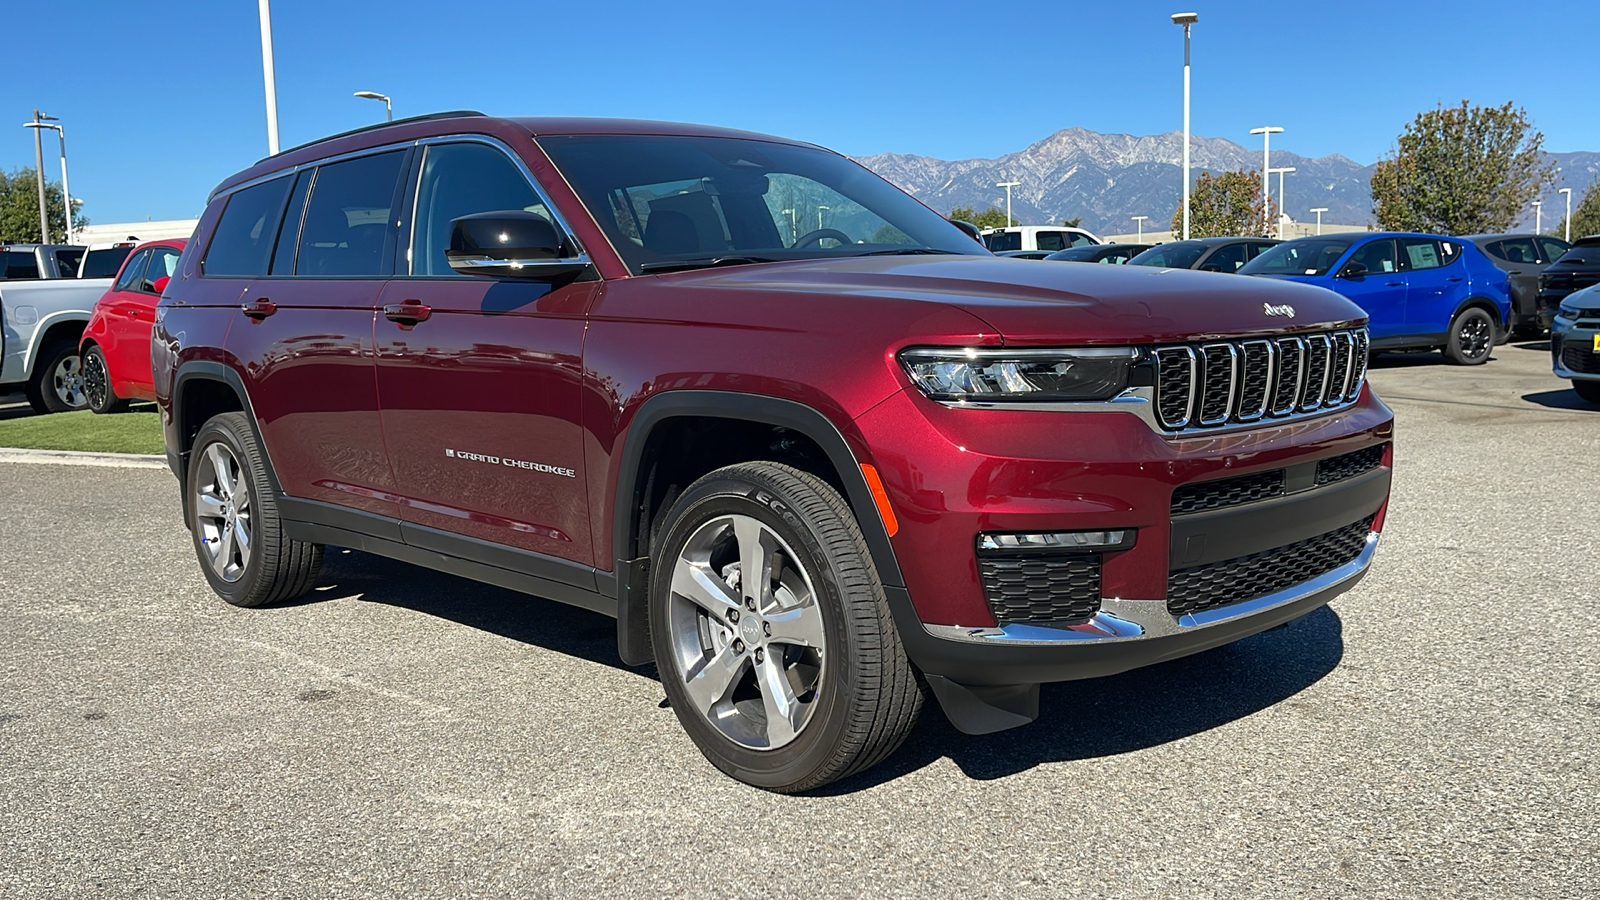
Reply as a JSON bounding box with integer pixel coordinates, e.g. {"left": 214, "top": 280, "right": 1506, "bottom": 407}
{"left": 984, "top": 232, "right": 1021, "bottom": 252}
{"left": 296, "top": 151, "right": 406, "bottom": 277}
{"left": 1205, "top": 243, "right": 1249, "bottom": 272}
{"left": 54, "top": 248, "right": 84, "bottom": 275}
{"left": 1349, "top": 239, "right": 1398, "bottom": 274}
{"left": 1494, "top": 237, "right": 1538, "bottom": 264}
{"left": 1068, "top": 232, "right": 1096, "bottom": 248}
{"left": 4, "top": 251, "right": 40, "bottom": 280}
{"left": 203, "top": 176, "right": 293, "bottom": 277}
{"left": 80, "top": 247, "right": 132, "bottom": 278}
{"left": 142, "top": 247, "right": 182, "bottom": 293}
{"left": 115, "top": 250, "right": 151, "bottom": 291}
{"left": 1401, "top": 237, "right": 1444, "bottom": 270}
{"left": 412, "top": 142, "right": 546, "bottom": 277}
{"left": 1538, "top": 238, "right": 1570, "bottom": 262}
{"left": 271, "top": 169, "right": 315, "bottom": 275}
{"left": 1035, "top": 231, "right": 1066, "bottom": 252}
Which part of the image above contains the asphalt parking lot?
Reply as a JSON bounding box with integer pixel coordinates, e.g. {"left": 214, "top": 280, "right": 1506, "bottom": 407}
{"left": 2, "top": 340, "right": 1596, "bottom": 899}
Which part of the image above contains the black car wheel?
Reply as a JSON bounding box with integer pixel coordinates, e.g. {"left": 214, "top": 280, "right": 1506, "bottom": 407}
{"left": 82, "top": 345, "right": 129, "bottom": 415}
{"left": 1443, "top": 308, "right": 1495, "bottom": 365}
{"left": 649, "top": 461, "right": 921, "bottom": 792}
{"left": 30, "top": 340, "right": 90, "bottom": 413}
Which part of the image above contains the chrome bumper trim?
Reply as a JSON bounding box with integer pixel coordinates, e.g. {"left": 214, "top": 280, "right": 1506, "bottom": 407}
{"left": 924, "top": 532, "right": 1379, "bottom": 646}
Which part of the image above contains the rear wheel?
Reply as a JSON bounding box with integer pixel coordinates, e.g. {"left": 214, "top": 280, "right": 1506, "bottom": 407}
{"left": 82, "top": 345, "right": 129, "bottom": 415}
{"left": 1573, "top": 380, "right": 1600, "bottom": 406}
{"left": 187, "top": 412, "right": 323, "bottom": 607}
{"left": 32, "top": 340, "right": 89, "bottom": 412}
{"left": 649, "top": 461, "right": 921, "bottom": 792}
{"left": 1442, "top": 308, "right": 1494, "bottom": 365}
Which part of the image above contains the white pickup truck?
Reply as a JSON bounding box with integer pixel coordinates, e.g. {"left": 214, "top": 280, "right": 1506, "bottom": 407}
{"left": 1, "top": 276, "right": 114, "bottom": 412}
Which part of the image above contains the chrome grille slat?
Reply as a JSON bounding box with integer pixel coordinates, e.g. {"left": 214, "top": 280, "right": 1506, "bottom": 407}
{"left": 1152, "top": 328, "right": 1368, "bottom": 434}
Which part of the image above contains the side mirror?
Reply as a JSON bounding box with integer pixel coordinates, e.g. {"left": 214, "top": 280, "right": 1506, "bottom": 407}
{"left": 152, "top": 275, "right": 170, "bottom": 294}
{"left": 445, "top": 211, "right": 590, "bottom": 280}
{"left": 1338, "top": 261, "right": 1369, "bottom": 279}
{"left": 1200, "top": 263, "right": 1222, "bottom": 272}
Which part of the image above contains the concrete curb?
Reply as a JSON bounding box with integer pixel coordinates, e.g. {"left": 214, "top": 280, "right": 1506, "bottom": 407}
{"left": 0, "top": 447, "right": 168, "bottom": 469}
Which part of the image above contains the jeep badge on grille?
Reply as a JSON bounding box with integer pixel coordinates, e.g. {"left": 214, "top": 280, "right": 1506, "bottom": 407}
{"left": 1263, "top": 303, "right": 1296, "bottom": 318}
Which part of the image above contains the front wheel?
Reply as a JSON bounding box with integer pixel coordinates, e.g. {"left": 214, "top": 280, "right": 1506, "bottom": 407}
{"left": 1442, "top": 308, "right": 1495, "bottom": 365}
{"left": 82, "top": 345, "right": 129, "bottom": 415}
{"left": 649, "top": 461, "right": 922, "bottom": 792}
{"left": 187, "top": 412, "right": 324, "bottom": 607}
{"left": 1573, "top": 380, "right": 1600, "bottom": 406}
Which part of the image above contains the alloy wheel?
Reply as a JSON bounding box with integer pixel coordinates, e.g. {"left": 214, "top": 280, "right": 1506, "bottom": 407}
{"left": 665, "top": 514, "right": 827, "bottom": 750}
{"left": 82, "top": 351, "right": 109, "bottom": 411}
{"left": 1461, "top": 317, "right": 1491, "bottom": 359}
{"left": 193, "top": 442, "right": 253, "bottom": 583}
{"left": 51, "top": 354, "right": 87, "bottom": 409}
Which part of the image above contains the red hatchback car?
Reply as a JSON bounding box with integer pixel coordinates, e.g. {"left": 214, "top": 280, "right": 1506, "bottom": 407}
{"left": 80, "top": 238, "right": 186, "bottom": 413}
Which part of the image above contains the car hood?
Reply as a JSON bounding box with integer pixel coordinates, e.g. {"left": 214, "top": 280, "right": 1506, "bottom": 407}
{"left": 654, "top": 256, "right": 1367, "bottom": 343}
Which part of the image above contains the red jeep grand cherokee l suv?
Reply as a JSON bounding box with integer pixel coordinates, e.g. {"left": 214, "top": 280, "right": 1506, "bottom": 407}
{"left": 155, "top": 112, "right": 1393, "bottom": 791}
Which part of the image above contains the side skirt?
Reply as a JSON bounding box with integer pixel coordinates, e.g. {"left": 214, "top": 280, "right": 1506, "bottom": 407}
{"left": 279, "top": 496, "right": 615, "bottom": 618}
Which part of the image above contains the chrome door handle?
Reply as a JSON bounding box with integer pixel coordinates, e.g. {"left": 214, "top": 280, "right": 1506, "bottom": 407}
{"left": 383, "top": 300, "right": 432, "bottom": 325}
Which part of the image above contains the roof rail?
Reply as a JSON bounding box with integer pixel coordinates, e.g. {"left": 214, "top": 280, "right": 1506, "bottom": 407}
{"left": 263, "top": 110, "right": 488, "bottom": 161}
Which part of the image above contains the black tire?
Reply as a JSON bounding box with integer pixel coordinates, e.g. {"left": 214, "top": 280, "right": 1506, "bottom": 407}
{"left": 186, "top": 412, "right": 323, "bottom": 608}
{"left": 1573, "top": 380, "right": 1600, "bottom": 406}
{"left": 32, "top": 340, "right": 89, "bottom": 412}
{"left": 649, "top": 461, "right": 921, "bottom": 792}
{"left": 1442, "top": 307, "right": 1495, "bottom": 365}
{"left": 81, "top": 345, "right": 129, "bottom": 415}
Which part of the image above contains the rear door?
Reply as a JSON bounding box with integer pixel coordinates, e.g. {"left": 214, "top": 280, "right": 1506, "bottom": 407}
{"left": 117, "top": 244, "right": 183, "bottom": 393}
{"left": 100, "top": 248, "right": 153, "bottom": 393}
{"left": 1400, "top": 237, "right": 1463, "bottom": 337}
{"left": 219, "top": 148, "right": 409, "bottom": 516}
{"left": 1333, "top": 238, "right": 1407, "bottom": 339}
{"left": 373, "top": 138, "right": 596, "bottom": 565}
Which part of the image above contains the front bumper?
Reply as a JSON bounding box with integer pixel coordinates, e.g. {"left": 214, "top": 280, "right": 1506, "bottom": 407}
{"left": 1551, "top": 320, "right": 1600, "bottom": 381}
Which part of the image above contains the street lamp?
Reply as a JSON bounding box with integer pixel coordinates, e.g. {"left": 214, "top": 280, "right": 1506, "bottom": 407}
{"left": 817, "top": 205, "right": 830, "bottom": 230}
{"left": 258, "top": 0, "right": 280, "bottom": 154}
{"left": 1132, "top": 215, "right": 1149, "bottom": 242}
{"left": 1268, "top": 166, "right": 1296, "bottom": 239}
{"left": 1559, "top": 188, "right": 1573, "bottom": 242}
{"left": 781, "top": 208, "right": 796, "bottom": 242}
{"left": 1310, "top": 207, "right": 1329, "bottom": 236}
{"left": 1171, "top": 12, "right": 1198, "bottom": 240}
{"left": 23, "top": 118, "right": 71, "bottom": 244}
{"left": 996, "top": 181, "right": 1021, "bottom": 226}
{"left": 354, "top": 91, "right": 392, "bottom": 122}
{"left": 1532, "top": 199, "right": 1542, "bottom": 236}
{"left": 25, "top": 110, "right": 51, "bottom": 244}
{"left": 1249, "top": 126, "right": 1283, "bottom": 233}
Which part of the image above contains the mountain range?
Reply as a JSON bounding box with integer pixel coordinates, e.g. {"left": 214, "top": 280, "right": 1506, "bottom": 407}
{"left": 853, "top": 128, "right": 1600, "bottom": 236}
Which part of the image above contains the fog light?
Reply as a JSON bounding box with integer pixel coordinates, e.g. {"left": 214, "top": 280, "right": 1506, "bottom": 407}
{"left": 977, "top": 530, "right": 1132, "bottom": 551}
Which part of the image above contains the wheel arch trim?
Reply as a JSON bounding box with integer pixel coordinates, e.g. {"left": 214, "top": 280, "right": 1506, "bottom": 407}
{"left": 170, "top": 360, "right": 283, "bottom": 508}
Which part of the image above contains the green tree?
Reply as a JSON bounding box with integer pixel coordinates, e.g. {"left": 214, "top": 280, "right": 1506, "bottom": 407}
{"left": 0, "top": 167, "right": 87, "bottom": 243}
{"left": 1172, "top": 169, "right": 1272, "bottom": 238}
{"left": 949, "top": 204, "right": 1015, "bottom": 229}
{"left": 1370, "top": 101, "right": 1555, "bottom": 234}
{"left": 1555, "top": 183, "right": 1600, "bottom": 241}
{"left": 1060, "top": 216, "right": 1083, "bottom": 228}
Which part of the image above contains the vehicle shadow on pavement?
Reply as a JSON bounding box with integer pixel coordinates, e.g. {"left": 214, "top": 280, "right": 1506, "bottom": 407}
{"left": 311, "top": 548, "right": 1343, "bottom": 793}
{"left": 1521, "top": 389, "right": 1596, "bottom": 411}
{"left": 820, "top": 607, "right": 1345, "bottom": 792}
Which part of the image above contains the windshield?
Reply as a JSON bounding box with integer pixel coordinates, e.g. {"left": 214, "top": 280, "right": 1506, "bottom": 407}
{"left": 1127, "top": 242, "right": 1207, "bottom": 269}
{"left": 538, "top": 135, "right": 987, "bottom": 274}
{"left": 1239, "top": 238, "right": 1354, "bottom": 276}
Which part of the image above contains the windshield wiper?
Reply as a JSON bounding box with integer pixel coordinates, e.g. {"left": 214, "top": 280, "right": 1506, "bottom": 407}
{"left": 853, "top": 248, "right": 968, "bottom": 257}
{"left": 638, "top": 255, "right": 774, "bottom": 273}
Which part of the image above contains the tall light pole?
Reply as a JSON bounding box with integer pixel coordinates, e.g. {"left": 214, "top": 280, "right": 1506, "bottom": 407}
{"left": 1132, "top": 215, "right": 1149, "bottom": 242}
{"left": 1249, "top": 126, "right": 1283, "bottom": 234}
{"left": 1172, "top": 12, "right": 1198, "bottom": 240}
{"left": 1559, "top": 188, "right": 1573, "bottom": 242}
{"left": 29, "top": 109, "right": 50, "bottom": 244}
{"left": 817, "top": 205, "right": 830, "bottom": 230}
{"left": 258, "top": 0, "right": 281, "bottom": 154}
{"left": 353, "top": 91, "right": 391, "bottom": 122}
{"left": 1269, "top": 166, "right": 1296, "bottom": 239}
{"left": 1310, "top": 207, "right": 1328, "bottom": 236}
{"left": 24, "top": 119, "right": 71, "bottom": 244}
{"left": 1532, "top": 199, "right": 1542, "bottom": 236}
{"left": 996, "top": 181, "right": 1021, "bottom": 226}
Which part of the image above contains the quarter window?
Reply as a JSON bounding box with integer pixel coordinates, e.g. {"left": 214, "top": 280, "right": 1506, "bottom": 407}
{"left": 295, "top": 151, "right": 406, "bottom": 277}
{"left": 1538, "top": 237, "right": 1570, "bottom": 262}
{"left": 115, "top": 250, "right": 151, "bottom": 291}
{"left": 411, "top": 142, "right": 549, "bottom": 277}
{"left": 203, "top": 176, "right": 293, "bottom": 277}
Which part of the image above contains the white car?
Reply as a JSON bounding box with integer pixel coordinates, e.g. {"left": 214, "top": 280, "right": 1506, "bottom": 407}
{"left": 980, "top": 225, "right": 1100, "bottom": 253}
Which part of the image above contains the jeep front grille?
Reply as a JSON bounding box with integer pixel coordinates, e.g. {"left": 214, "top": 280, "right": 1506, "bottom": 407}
{"left": 1166, "top": 515, "right": 1375, "bottom": 617}
{"left": 1153, "top": 329, "right": 1367, "bottom": 432}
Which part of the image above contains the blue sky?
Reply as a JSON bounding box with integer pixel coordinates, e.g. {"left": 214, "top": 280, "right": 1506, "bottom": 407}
{"left": 5, "top": 1, "right": 1594, "bottom": 225}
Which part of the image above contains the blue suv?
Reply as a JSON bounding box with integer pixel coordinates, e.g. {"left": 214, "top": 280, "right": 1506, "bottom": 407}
{"left": 1240, "top": 232, "right": 1511, "bottom": 365}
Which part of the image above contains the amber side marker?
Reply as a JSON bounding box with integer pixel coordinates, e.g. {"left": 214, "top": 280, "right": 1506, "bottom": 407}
{"left": 859, "top": 464, "right": 899, "bottom": 537}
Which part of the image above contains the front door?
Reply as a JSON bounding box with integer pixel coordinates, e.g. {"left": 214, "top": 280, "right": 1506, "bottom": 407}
{"left": 1334, "top": 238, "right": 1407, "bottom": 340}
{"left": 374, "top": 139, "right": 595, "bottom": 564}
{"left": 1400, "top": 236, "right": 1465, "bottom": 337}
